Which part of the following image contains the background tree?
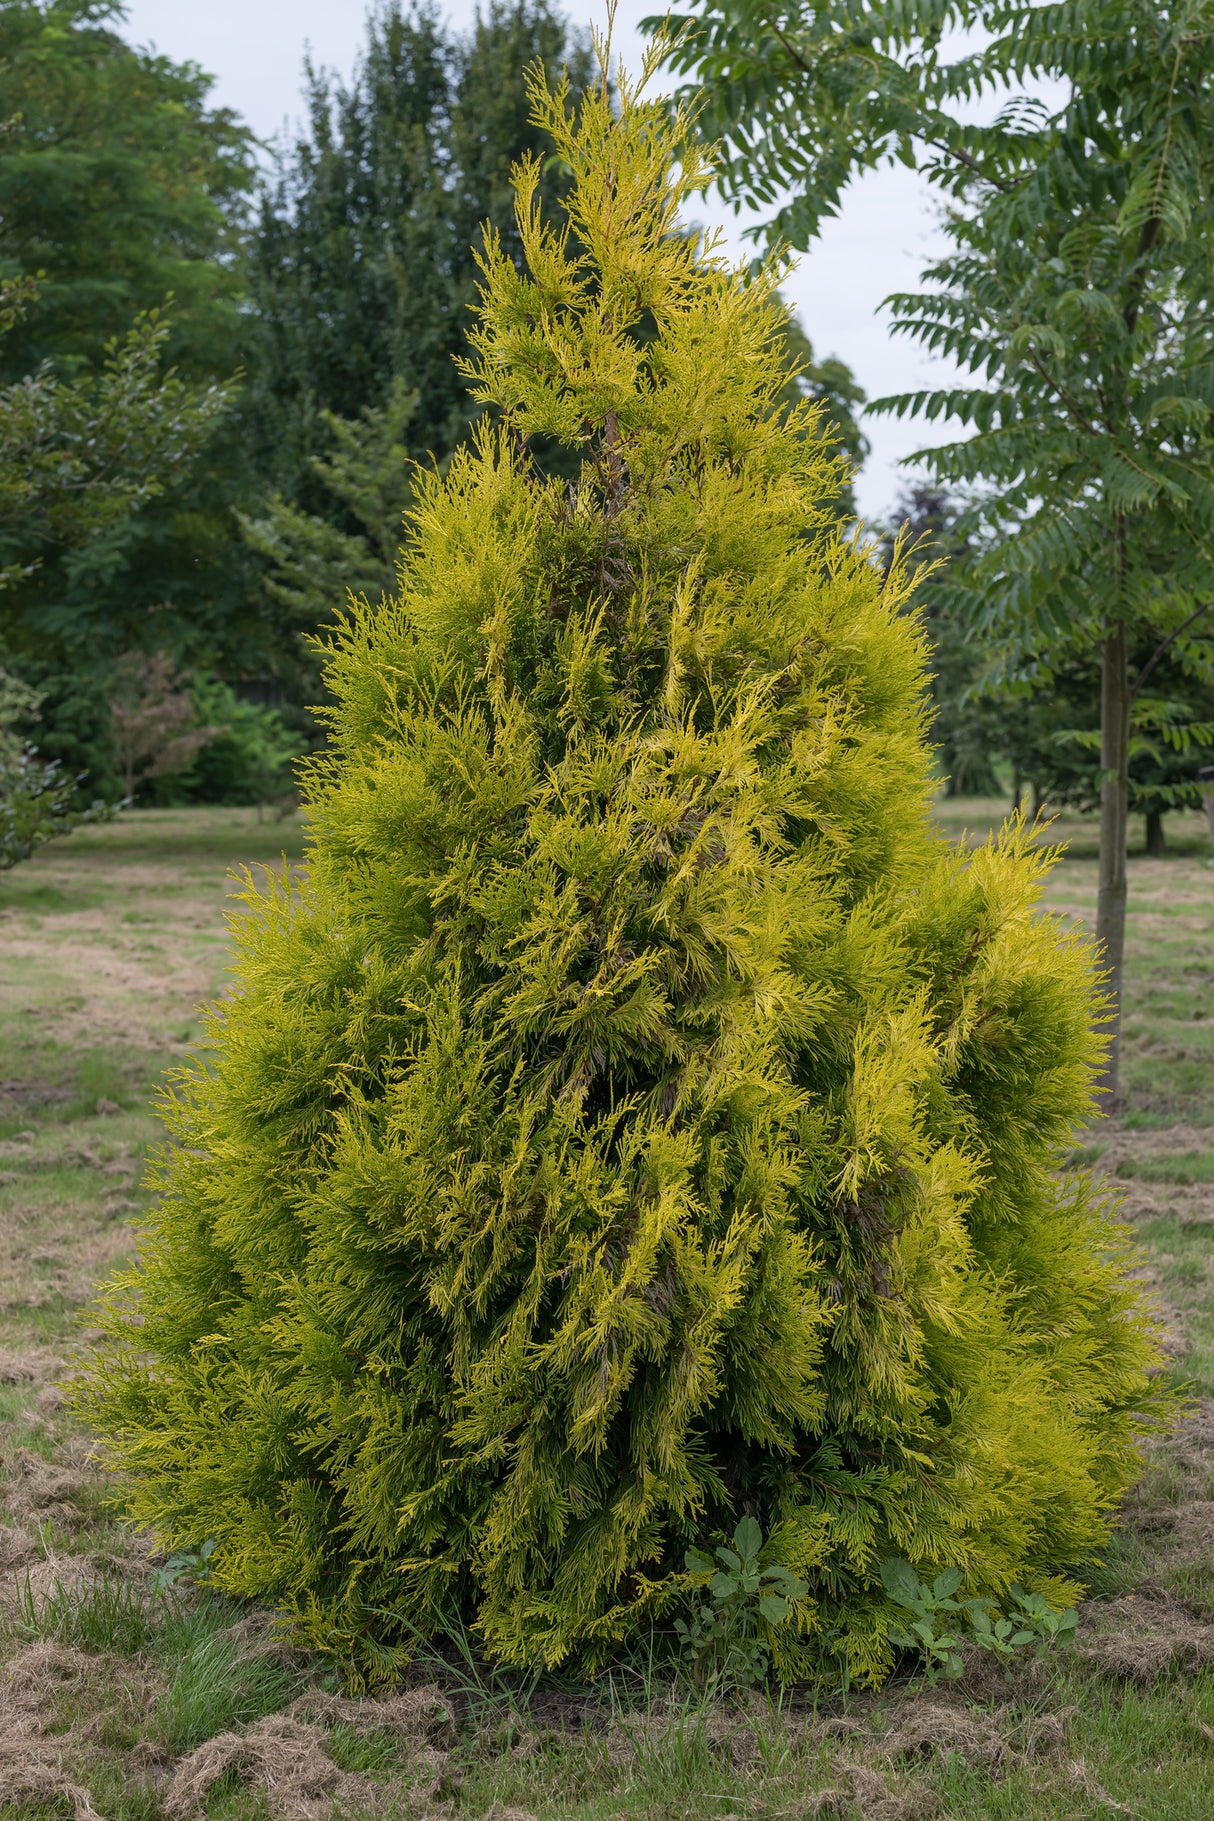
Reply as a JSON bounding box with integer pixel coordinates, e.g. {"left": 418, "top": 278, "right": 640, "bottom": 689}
{"left": 0, "top": 664, "right": 113, "bottom": 868}
{"left": 773, "top": 311, "right": 868, "bottom": 518}
{"left": 243, "top": 1, "right": 868, "bottom": 685}
{"left": 238, "top": 379, "right": 420, "bottom": 663}
{"left": 243, "top": 0, "right": 596, "bottom": 519}
{"left": 0, "top": 0, "right": 261, "bottom": 774}
{"left": 658, "top": 0, "right": 1214, "bottom": 1095}
{"left": 998, "top": 642, "right": 1214, "bottom": 854}
{"left": 107, "top": 652, "right": 217, "bottom": 802}
{"left": 0, "top": 306, "right": 232, "bottom": 589}
{"left": 0, "top": 273, "right": 232, "bottom": 821}
{"left": 879, "top": 489, "right": 1003, "bottom": 798}
{"left": 0, "top": 0, "right": 252, "bottom": 379}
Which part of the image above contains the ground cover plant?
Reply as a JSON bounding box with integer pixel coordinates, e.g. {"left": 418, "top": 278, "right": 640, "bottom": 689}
{"left": 1, "top": 801, "right": 1213, "bottom": 1820}
{"left": 67, "top": 50, "right": 1167, "bottom": 1692}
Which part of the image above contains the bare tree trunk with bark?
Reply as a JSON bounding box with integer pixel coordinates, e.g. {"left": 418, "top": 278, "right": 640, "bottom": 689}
{"left": 1095, "top": 618, "right": 1129, "bottom": 1101}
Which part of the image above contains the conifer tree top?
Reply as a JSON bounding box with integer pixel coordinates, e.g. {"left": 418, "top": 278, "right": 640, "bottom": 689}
{"left": 458, "top": 29, "right": 833, "bottom": 486}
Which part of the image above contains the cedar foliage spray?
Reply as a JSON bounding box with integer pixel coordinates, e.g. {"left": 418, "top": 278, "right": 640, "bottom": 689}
{"left": 78, "top": 42, "right": 1165, "bottom": 1685}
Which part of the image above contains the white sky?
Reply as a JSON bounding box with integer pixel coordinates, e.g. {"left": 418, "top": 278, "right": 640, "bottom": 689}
{"left": 122, "top": 0, "right": 962, "bottom": 525}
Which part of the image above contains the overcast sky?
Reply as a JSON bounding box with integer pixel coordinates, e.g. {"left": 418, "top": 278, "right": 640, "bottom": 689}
{"left": 122, "top": 0, "right": 961, "bottom": 525}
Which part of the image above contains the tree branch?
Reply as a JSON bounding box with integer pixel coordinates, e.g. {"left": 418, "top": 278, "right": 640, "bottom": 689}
{"left": 1130, "top": 599, "right": 1212, "bottom": 704}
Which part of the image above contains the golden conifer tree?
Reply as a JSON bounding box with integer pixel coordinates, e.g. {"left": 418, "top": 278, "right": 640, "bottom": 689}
{"left": 78, "top": 42, "right": 1165, "bottom": 1686}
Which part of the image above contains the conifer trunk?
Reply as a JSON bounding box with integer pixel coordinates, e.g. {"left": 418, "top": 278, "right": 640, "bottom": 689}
{"left": 1095, "top": 617, "right": 1130, "bottom": 1100}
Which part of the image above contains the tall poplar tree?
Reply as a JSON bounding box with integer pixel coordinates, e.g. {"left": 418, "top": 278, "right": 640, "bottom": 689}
{"left": 658, "top": 0, "right": 1214, "bottom": 1094}
{"left": 242, "top": 1, "right": 869, "bottom": 687}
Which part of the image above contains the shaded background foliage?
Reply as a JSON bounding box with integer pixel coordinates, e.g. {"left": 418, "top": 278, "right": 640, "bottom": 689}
{"left": 3, "top": 0, "right": 1205, "bottom": 872}
{"left": 0, "top": 0, "right": 866, "bottom": 808}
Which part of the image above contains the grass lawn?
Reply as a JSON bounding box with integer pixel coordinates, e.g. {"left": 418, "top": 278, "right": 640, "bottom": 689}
{"left": 0, "top": 801, "right": 1212, "bottom": 1821}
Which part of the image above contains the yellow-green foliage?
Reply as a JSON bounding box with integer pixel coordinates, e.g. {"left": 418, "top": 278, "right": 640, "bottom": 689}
{"left": 77, "top": 54, "right": 1165, "bottom": 1686}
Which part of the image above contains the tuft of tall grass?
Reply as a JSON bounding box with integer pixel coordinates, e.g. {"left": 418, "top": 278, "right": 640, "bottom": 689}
{"left": 9, "top": 1568, "right": 161, "bottom": 1654}
{"left": 151, "top": 1597, "right": 303, "bottom": 1756}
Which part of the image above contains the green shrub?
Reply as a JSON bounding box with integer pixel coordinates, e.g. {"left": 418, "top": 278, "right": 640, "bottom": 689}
{"left": 76, "top": 53, "right": 1167, "bottom": 1687}
{"left": 141, "top": 677, "right": 304, "bottom": 808}
{"left": 0, "top": 666, "right": 116, "bottom": 869}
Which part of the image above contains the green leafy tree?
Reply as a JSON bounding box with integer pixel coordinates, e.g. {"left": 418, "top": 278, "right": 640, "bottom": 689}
{"left": 0, "top": 278, "right": 231, "bottom": 826}
{"left": 999, "top": 643, "right": 1214, "bottom": 854}
{"left": 0, "top": 0, "right": 253, "bottom": 380}
{"left": 657, "top": 0, "right": 1214, "bottom": 1095}
{"left": 772, "top": 310, "right": 867, "bottom": 517}
{"left": 78, "top": 50, "right": 1164, "bottom": 1689}
{"left": 0, "top": 0, "right": 265, "bottom": 758}
{"left": 238, "top": 377, "right": 419, "bottom": 650}
{"left": 879, "top": 489, "right": 1004, "bottom": 799}
{"left": 175, "top": 678, "right": 302, "bottom": 811}
{"left": 0, "top": 305, "right": 232, "bottom": 591}
{"left": 242, "top": 0, "right": 867, "bottom": 681}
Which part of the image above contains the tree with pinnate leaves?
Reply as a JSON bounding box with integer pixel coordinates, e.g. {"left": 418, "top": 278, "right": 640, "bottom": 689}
{"left": 658, "top": 0, "right": 1214, "bottom": 1095}
{"left": 78, "top": 45, "right": 1164, "bottom": 1688}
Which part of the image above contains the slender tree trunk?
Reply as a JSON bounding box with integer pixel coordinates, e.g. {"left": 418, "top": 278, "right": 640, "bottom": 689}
{"left": 1144, "top": 808, "right": 1166, "bottom": 857}
{"left": 1095, "top": 618, "right": 1130, "bottom": 1100}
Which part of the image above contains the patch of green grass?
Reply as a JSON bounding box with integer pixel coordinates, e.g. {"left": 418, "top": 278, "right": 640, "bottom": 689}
{"left": 1124, "top": 1106, "right": 1192, "bottom": 1131}
{"left": 325, "top": 1721, "right": 416, "bottom": 1776}
{"left": 201, "top": 1771, "right": 273, "bottom": 1821}
{"left": 0, "top": 1384, "right": 38, "bottom": 1425}
{"left": 151, "top": 1597, "right": 304, "bottom": 1756}
{"left": 1135, "top": 1216, "right": 1214, "bottom": 1394}
{"left": 82, "top": 1768, "right": 164, "bottom": 1821}
{"left": 1161, "top": 1554, "right": 1214, "bottom": 1621}
{"left": 8, "top": 1568, "right": 162, "bottom": 1655}
{"left": 1076, "top": 1523, "right": 1158, "bottom": 1601}
{"left": 1118, "top": 1152, "right": 1214, "bottom": 1185}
